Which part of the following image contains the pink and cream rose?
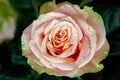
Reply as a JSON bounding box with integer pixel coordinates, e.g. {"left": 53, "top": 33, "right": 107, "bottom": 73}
{"left": 21, "top": 1, "right": 109, "bottom": 77}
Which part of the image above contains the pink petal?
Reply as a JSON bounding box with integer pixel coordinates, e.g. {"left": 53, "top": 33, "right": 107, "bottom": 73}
{"left": 47, "top": 21, "right": 78, "bottom": 58}
{"left": 73, "top": 6, "right": 106, "bottom": 50}
{"left": 21, "top": 24, "right": 32, "bottom": 56}
{"left": 60, "top": 16, "right": 83, "bottom": 41}
{"left": 44, "top": 67, "right": 79, "bottom": 77}
{"left": 73, "top": 39, "right": 109, "bottom": 77}
{"left": 31, "top": 12, "right": 66, "bottom": 36}
{"left": 29, "top": 40, "right": 54, "bottom": 69}
{"left": 44, "top": 19, "right": 59, "bottom": 35}
{"left": 92, "top": 39, "right": 109, "bottom": 64}
{"left": 35, "top": 23, "right": 47, "bottom": 50}
{"left": 54, "top": 4, "right": 79, "bottom": 19}
{"left": 73, "top": 36, "right": 91, "bottom": 68}
{"left": 73, "top": 18, "right": 97, "bottom": 67}
{"left": 58, "top": 22, "right": 78, "bottom": 58}
{"left": 41, "top": 35, "right": 73, "bottom": 63}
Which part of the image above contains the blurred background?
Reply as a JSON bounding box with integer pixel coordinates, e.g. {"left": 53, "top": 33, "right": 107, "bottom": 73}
{"left": 0, "top": 0, "right": 120, "bottom": 80}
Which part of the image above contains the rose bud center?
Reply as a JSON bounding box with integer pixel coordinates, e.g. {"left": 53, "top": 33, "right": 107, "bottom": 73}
{"left": 48, "top": 25, "right": 72, "bottom": 55}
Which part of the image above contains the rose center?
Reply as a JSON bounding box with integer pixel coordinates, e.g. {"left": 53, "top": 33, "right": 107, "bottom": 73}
{"left": 49, "top": 26, "right": 71, "bottom": 55}
{"left": 55, "top": 26, "right": 68, "bottom": 41}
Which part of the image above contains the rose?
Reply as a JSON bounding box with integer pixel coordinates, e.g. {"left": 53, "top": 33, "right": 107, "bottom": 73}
{"left": 21, "top": 1, "right": 109, "bottom": 77}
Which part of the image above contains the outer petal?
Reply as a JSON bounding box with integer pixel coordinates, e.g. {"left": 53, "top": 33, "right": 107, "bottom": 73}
{"left": 27, "top": 49, "right": 79, "bottom": 77}
{"left": 27, "top": 56, "right": 46, "bottom": 74}
{"left": 21, "top": 24, "right": 32, "bottom": 56}
{"left": 73, "top": 6, "right": 106, "bottom": 50}
{"left": 92, "top": 40, "right": 109, "bottom": 64}
{"left": 29, "top": 40, "right": 54, "bottom": 69}
{"left": 54, "top": 4, "right": 80, "bottom": 19}
{"left": 71, "top": 39, "right": 109, "bottom": 77}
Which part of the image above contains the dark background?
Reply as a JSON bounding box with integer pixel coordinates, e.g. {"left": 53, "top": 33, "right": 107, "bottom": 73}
{"left": 0, "top": 0, "right": 120, "bottom": 80}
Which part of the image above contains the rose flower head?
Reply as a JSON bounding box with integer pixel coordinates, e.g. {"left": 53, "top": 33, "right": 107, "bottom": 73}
{"left": 21, "top": 1, "right": 109, "bottom": 77}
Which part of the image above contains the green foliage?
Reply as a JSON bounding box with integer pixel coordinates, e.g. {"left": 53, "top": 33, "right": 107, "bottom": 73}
{"left": 0, "top": 0, "right": 120, "bottom": 80}
{"left": 80, "top": 0, "right": 93, "bottom": 7}
{"left": 0, "top": 0, "right": 17, "bottom": 30}
{"left": 101, "top": 7, "right": 120, "bottom": 55}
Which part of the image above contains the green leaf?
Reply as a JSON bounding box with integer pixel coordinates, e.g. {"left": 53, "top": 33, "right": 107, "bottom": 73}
{"left": 100, "top": 7, "right": 120, "bottom": 55}
{"left": 80, "top": 0, "right": 93, "bottom": 7}
{"left": 0, "top": 0, "right": 17, "bottom": 18}
{"left": 0, "top": 0, "right": 17, "bottom": 31}
{"left": 40, "top": 0, "right": 56, "bottom": 14}
{"left": 101, "top": 7, "right": 120, "bottom": 34}
{"left": 107, "top": 28, "right": 120, "bottom": 55}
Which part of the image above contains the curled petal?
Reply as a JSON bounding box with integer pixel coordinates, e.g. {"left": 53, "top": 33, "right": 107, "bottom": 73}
{"left": 92, "top": 40, "right": 109, "bottom": 64}
{"left": 44, "top": 19, "right": 59, "bottom": 35}
{"left": 41, "top": 35, "right": 74, "bottom": 63}
{"left": 31, "top": 12, "right": 67, "bottom": 36}
{"left": 72, "top": 40, "right": 109, "bottom": 77}
{"left": 73, "top": 19, "right": 97, "bottom": 68}
{"left": 35, "top": 23, "right": 47, "bottom": 50}
{"left": 58, "top": 25, "right": 78, "bottom": 58}
{"left": 29, "top": 40, "right": 54, "bottom": 69}
{"left": 60, "top": 16, "right": 83, "bottom": 41}
{"left": 74, "top": 6, "right": 106, "bottom": 50}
